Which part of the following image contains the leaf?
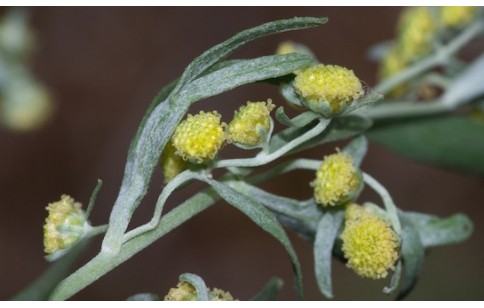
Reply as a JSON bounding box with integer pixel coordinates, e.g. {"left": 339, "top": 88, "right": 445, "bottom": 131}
{"left": 184, "top": 53, "right": 315, "bottom": 102}
{"left": 442, "top": 54, "right": 484, "bottom": 107}
{"left": 402, "top": 211, "right": 473, "bottom": 248}
{"left": 313, "top": 211, "right": 344, "bottom": 299}
{"left": 396, "top": 214, "right": 424, "bottom": 300}
{"left": 342, "top": 135, "right": 368, "bottom": 167}
{"left": 250, "top": 277, "right": 284, "bottom": 301}
{"left": 280, "top": 82, "right": 304, "bottom": 107}
{"left": 11, "top": 240, "right": 89, "bottom": 300}
{"left": 383, "top": 261, "right": 402, "bottom": 295}
{"left": 179, "top": 273, "right": 210, "bottom": 301}
{"left": 206, "top": 179, "right": 304, "bottom": 299}
{"left": 126, "top": 293, "right": 160, "bottom": 301}
{"left": 369, "top": 115, "right": 484, "bottom": 175}
{"left": 172, "top": 17, "right": 328, "bottom": 94}
{"left": 104, "top": 23, "right": 325, "bottom": 250}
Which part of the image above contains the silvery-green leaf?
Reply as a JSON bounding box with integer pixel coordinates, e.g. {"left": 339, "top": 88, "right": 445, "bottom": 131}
{"left": 313, "top": 211, "right": 344, "bottom": 298}
{"left": 442, "top": 54, "right": 484, "bottom": 107}
{"left": 342, "top": 135, "right": 368, "bottom": 167}
{"left": 127, "top": 293, "right": 160, "bottom": 301}
{"left": 383, "top": 261, "right": 402, "bottom": 295}
{"left": 172, "top": 17, "right": 328, "bottom": 94}
{"left": 402, "top": 211, "right": 473, "bottom": 248}
{"left": 206, "top": 179, "right": 304, "bottom": 299}
{"left": 396, "top": 215, "right": 424, "bottom": 300}
{"left": 250, "top": 277, "right": 284, "bottom": 301}
{"left": 280, "top": 82, "right": 304, "bottom": 107}
{"left": 179, "top": 273, "right": 210, "bottom": 301}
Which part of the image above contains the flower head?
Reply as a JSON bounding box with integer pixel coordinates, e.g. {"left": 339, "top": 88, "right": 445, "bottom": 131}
{"left": 378, "top": 46, "right": 409, "bottom": 98}
{"left": 293, "top": 64, "right": 363, "bottom": 117}
{"left": 398, "top": 7, "right": 436, "bottom": 61}
{"left": 312, "top": 151, "right": 363, "bottom": 207}
{"left": 43, "top": 195, "right": 89, "bottom": 255}
{"left": 340, "top": 204, "right": 400, "bottom": 279}
{"left": 161, "top": 140, "right": 187, "bottom": 183}
{"left": 164, "top": 281, "right": 235, "bottom": 301}
{"left": 227, "top": 100, "right": 275, "bottom": 147}
{"left": 440, "top": 6, "right": 476, "bottom": 28}
{"left": 172, "top": 111, "right": 226, "bottom": 164}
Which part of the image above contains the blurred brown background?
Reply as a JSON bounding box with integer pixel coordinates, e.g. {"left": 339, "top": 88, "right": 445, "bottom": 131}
{"left": 1, "top": 7, "right": 483, "bottom": 300}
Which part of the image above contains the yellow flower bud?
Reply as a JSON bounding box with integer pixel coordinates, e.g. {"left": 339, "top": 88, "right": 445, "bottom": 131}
{"left": 172, "top": 111, "right": 226, "bottom": 164}
{"left": 227, "top": 100, "right": 275, "bottom": 147}
{"left": 0, "top": 80, "right": 54, "bottom": 132}
{"left": 397, "top": 7, "right": 436, "bottom": 61}
{"left": 441, "top": 6, "right": 476, "bottom": 28}
{"left": 164, "top": 282, "right": 198, "bottom": 301}
{"left": 164, "top": 282, "right": 235, "bottom": 301}
{"left": 378, "top": 46, "right": 409, "bottom": 98}
{"left": 293, "top": 64, "right": 363, "bottom": 117}
{"left": 43, "top": 195, "right": 89, "bottom": 255}
{"left": 340, "top": 204, "right": 400, "bottom": 279}
{"left": 312, "top": 151, "right": 363, "bottom": 207}
{"left": 161, "top": 140, "right": 187, "bottom": 183}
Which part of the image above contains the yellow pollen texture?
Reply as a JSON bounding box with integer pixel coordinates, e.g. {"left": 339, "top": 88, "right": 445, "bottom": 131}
{"left": 43, "top": 195, "right": 85, "bottom": 254}
{"left": 294, "top": 64, "right": 363, "bottom": 115}
{"left": 172, "top": 111, "right": 225, "bottom": 164}
{"left": 312, "top": 152, "right": 361, "bottom": 207}
{"left": 228, "top": 100, "right": 275, "bottom": 146}
{"left": 341, "top": 204, "right": 400, "bottom": 279}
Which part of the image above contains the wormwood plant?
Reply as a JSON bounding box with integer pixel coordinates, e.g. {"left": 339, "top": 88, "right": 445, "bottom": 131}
{"left": 12, "top": 10, "right": 484, "bottom": 300}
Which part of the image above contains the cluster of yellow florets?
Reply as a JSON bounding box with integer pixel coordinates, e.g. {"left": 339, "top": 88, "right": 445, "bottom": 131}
{"left": 227, "top": 100, "right": 275, "bottom": 147}
{"left": 379, "top": 7, "right": 478, "bottom": 98}
{"left": 441, "top": 6, "right": 477, "bottom": 28}
{"left": 172, "top": 111, "right": 226, "bottom": 164}
{"left": 398, "top": 7, "right": 436, "bottom": 62}
{"left": 161, "top": 141, "right": 187, "bottom": 183}
{"left": 312, "top": 152, "right": 362, "bottom": 207}
{"left": 293, "top": 64, "right": 363, "bottom": 117}
{"left": 43, "top": 195, "right": 87, "bottom": 255}
{"left": 340, "top": 204, "right": 400, "bottom": 279}
{"left": 164, "top": 281, "right": 235, "bottom": 301}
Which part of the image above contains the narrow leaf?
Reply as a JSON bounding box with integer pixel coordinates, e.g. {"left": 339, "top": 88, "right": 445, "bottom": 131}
{"left": 369, "top": 115, "right": 484, "bottom": 175}
{"left": 127, "top": 293, "right": 160, "bottom": 301}
{"left": 173, "top": 17, "right": 328, "bottom": 93}
{"left": 383, "top": 261, "right": 402, "bottom": 295}
{"left": 313, "top": 211, "right": 344, "bottom": 298}
{"left": 250, "top": 277, "right": 284, "bottom": 301}
{"left": 442, "top": 54, "right": 484, "bottom": 107}
{"left": 184, "top": 53, "right": 315, "bottom": 102}
{"left": 402, "top": 212, "right": 473, "bottom": 248}
{"left": 206, "top": 179, "right": 304, "bottom": 299}
{"left": 342, "top": 135, "right": 368, "bottom": 167}
{"left": 179, "top": 273, "right": 210, "bottom": 301}
{"left": 396, "top": 215, "right": 425, "bottom": 300}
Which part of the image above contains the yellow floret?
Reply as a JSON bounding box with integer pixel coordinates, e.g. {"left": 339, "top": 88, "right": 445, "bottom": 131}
{"left": 341, "top": 204, "right": 400, "bottom": 279}
{"left": 43, "top": 195, "right": 87, "bottom": 255}
{"left": 227, "top": 100, "right": 275, "bottom": 146}
{"left": 397, "top": 7, "right": 436, "bottom": 61}
{"left": 172, "top": 111, "right": 226, "bottom": 164}
{"left": 161, "top": 140, "right": 187, "bottom": 183}
{"left": 441, "top": 6, "right": 476, "bottom": 28}
{"left": 312, "top": 152, "right": 362, "bottom": 207}
{"left": 293, "top": 64, "right": 363, "bottom": 117}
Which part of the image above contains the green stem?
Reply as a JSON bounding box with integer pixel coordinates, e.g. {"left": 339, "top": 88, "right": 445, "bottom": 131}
{"left": 214, "top": 119, "right": 330, "bottom": 169}
{"left": 122, "top": 170, "right": 201, "bottom": 242}
{"left": 374, "top": 20, "right": 484, "bottom": 96}
{"left": 364, "top": 100, "right": 450, "bottom": 120}
{"left": 363, "top": 173, "right": 402, "bottom": 235}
